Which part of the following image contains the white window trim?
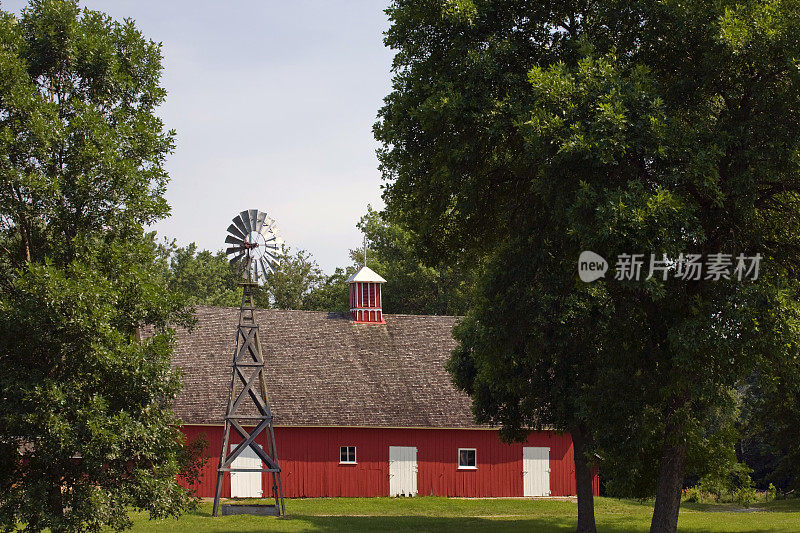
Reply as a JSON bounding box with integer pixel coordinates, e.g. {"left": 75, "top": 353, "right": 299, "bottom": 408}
{"left": 458, "top": 448, "right": 477, "bottom": 469}
{"left": 339, "top": 445, "right": 357, "bottom": 464}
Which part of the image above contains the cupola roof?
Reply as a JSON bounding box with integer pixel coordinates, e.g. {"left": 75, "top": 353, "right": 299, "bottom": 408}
{"left": 346, "top": 266, "right": 387, "bottom": 283}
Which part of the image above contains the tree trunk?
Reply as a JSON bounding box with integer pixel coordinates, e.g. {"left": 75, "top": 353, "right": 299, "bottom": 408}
{"left": 48, "top": 479, "right": 64, "bottom": 522}
{"left": 650, "top": 441, "right": 687, "bottom": 533}
{"left": 572, "top": 425, "right": 597, "bottom": 533}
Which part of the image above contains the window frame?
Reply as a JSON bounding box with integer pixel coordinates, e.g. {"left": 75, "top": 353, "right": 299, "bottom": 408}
{"left": 457, "top": 448, "right": 477, "bottom": 470}
{"left": 339, "top": 445, "right": 357, "bottom": 464}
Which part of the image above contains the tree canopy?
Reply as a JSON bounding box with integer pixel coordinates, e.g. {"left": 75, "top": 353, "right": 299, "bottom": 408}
{"left": 159, "top": 207, "right": 478, "bottom": 317}
{"left": 376, "top": 1, "right": 800, "bottom": 531}
{"left": 0, "top": 1, "right": 201, "bottom": 530}
{"left": 158, "top": 242, "right": 351, "bottom": 312}
{"left": 353, "top": 207, "right": 478, "bottom": 315}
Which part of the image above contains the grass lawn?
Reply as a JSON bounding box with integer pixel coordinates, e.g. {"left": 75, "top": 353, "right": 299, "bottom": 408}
{"left": 124, "top": 496, "right": 800, "bottom": 532}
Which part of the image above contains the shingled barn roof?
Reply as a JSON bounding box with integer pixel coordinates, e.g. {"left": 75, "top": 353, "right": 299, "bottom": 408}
{"left": 171, "top": 306, "right": 485, "bottom": 429}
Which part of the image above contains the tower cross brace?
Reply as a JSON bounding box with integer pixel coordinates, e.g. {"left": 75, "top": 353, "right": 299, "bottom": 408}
{"left": 212, "top": 276, "right": 285, "bottom": 517}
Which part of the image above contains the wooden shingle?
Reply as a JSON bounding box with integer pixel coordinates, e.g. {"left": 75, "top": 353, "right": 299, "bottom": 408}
{"left": 171, "top": 306, "right": 485, "bottom": 428}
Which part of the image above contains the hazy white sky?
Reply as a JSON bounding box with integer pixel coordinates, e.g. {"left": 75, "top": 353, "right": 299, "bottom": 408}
{"left": 2, "top": 0, "right": 394, "bottom": 272}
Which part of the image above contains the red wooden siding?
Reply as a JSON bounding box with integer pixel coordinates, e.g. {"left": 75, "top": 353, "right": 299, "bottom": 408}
{"left": 349, "top": 281, "right": 385, "bottom": 323}
{"left": 180, "top": 426, "right": 599, "bottom": 498}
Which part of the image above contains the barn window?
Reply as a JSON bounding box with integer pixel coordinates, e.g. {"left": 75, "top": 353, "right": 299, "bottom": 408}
{"left": 458, "top": 448, "right": 477, "bottom": 469}
{"left": 340, "top": 446, "right": 357, "bottom": 464}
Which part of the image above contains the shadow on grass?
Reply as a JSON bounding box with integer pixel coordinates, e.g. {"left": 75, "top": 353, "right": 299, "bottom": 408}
{"left": 134, "top": 498, "right": 800, "bottom": 533}
{"left": 755, "top": 498, "right": 800, "bottom": 512}
{"left": 167, "top": 512, "right": 789, "bottom": 533}
{"left": 169, "top": 510, "right": 621, "bottom": 533}
{"left": 176, "top": 512, "right": 577, "bottom": 532}
{"left": 680, "top": 498, "right": 800, "bottom": 513}
{"left": 289, "top": 515, "right": 575, "bottom": 532}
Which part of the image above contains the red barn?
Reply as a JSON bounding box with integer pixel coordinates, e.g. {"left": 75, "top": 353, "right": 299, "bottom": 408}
{"left": 171, "top": 266, "right": 599, "bottom": 498}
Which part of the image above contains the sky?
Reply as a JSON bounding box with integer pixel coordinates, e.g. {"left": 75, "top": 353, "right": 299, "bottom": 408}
{"left": 2, "top": 0, "right": 395, "bottom": 273}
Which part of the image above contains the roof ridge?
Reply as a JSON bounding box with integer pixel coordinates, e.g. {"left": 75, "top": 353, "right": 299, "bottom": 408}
{"left": 192, "top": 304, "right": 460, "bottom": 319}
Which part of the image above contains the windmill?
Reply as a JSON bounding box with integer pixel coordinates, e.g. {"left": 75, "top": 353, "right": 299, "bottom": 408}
{"left": 212, "top": 209, "right": 286, "bottom": 517}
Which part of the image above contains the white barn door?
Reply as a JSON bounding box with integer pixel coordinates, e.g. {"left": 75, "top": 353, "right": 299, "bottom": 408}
{"left": 523, "top": 447, "right": 551, "bottom": 497}
{"left": 389, "top": 446, "right": 418, "bottom": 496}
{"left": 230, "top": 444, "right": 263, "bottom": 498}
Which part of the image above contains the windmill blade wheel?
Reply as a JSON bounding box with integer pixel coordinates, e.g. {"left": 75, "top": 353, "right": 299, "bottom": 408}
{"left": 224, "top": 209, "right": 283, "bottom": 284}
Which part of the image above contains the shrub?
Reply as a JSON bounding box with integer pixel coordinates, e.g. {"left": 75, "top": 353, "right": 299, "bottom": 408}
{"left": 767, "top": 483, "right": 777, "bottom": 502}
{"left": 735, "top": 485, "right": 757, "bottom": 507}
{"left": 682, "top": 486, "right": 703, "bottom": 503}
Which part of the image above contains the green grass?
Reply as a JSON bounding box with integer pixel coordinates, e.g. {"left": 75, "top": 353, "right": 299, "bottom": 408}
{"left": 124, "top": 496, "right": 800, "bottom": 532}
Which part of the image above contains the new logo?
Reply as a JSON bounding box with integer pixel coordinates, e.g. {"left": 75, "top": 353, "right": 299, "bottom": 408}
{"left": 578, "top": 251, "right": 608, "bottom": 282}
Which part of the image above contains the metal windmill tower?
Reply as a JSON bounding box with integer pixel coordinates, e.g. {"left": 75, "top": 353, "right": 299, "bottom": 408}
{"left": 212, "top": 209, "right": 285, "bottom": 517}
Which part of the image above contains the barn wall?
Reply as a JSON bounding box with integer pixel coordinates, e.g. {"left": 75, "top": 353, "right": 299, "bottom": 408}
{"left": 179, "top": 426, "right": 599, "bottom": 498}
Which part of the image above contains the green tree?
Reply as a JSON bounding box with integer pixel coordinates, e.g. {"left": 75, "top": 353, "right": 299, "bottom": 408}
{"left": 158, "top": 243, "right": 333, "bottom": 311}
{"left": 739, "top": 365, "right": 800, "bottom": 492}
{"left": 448, "top": 236, "right": 607, "bottom": 531}
{"left": 353, "top": 207, "right": 478, "bottom": 315}
{"left": 165, "top": 243, "right": 240, "bottom": 307}
{"left": 259, "top": 247, "right": 324, "bottom": 310}
{"left": 0, "top": 1, "right": 200, "bottom": 530}
{"left": 303, "top": 267, "right": 352, "bottom": 313}
{"left": 376, "top": 1, "right": 800, "bottom": 532}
